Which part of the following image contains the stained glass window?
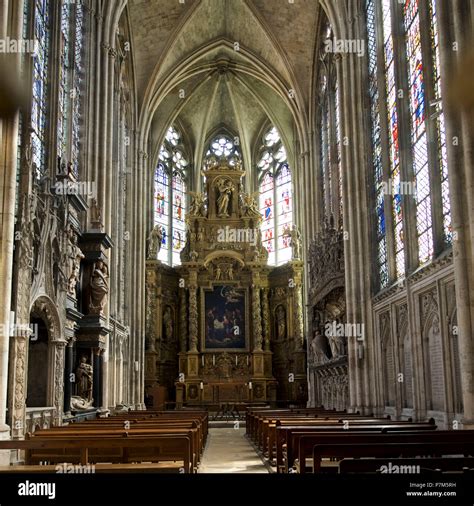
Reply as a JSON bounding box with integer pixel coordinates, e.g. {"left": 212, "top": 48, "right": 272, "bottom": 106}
{"left": 57, "top": 1, "right": 70, "bottom": 161}
{"left": 71, "top": 1, "right": 84, "bottom": 176}
{"left": 317, "top": 19, "right": 342, "bottom": 224}
{"left": 366, "top": 0, "right": 453, "bottom": 288}
{"left": 404, "top": 0, "right": 433, "bottom": 265}
{"left": 382, "top": 0, "right": 405, "bottom": 278}
{"left": 429, "top": 0, "right": 451, "bottom": 243}
{"left": 258, "top": 127, "right": 293, "bottom": 266}
{"left": 154, "top": 126, "right": 188, "bottom": 266}
{"left": 57, "top": 0, "right": 84, "bottom": 176}
{"left": 366, "top": 0, "right": 389, "bottom": 287}
{"left": 31, "top": 0, "right": 51, "bottom": 179}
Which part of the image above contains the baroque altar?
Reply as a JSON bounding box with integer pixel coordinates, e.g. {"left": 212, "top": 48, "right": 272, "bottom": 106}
{"left": 145, "top": 158, "right": 307, "bottom": 405}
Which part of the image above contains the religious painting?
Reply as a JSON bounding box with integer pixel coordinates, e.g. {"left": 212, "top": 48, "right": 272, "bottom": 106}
{"left": 203, "top": 285, "right": 247, "bottom": 350}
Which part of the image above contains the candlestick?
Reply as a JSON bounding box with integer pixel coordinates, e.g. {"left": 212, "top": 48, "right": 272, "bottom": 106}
{"left": 248, "top": 381, "right": 252, "bottom": 390}
{"left": 201, "top": 355, "right": 204, "bottom": 366}
{"left": 212, "top": 354, "right": 215, "bottom": 366}
{"left": 246, "top": 355, "right": 249, "bottom": 366}
{"left": 200, "top": 381, "right": 204, "bottom": 390}
{"left": 235, "top": 355, "right": 238, "bottom": 366}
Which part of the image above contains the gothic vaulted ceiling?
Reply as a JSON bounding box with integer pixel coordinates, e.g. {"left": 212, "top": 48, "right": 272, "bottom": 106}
{"left": 127, "top": 0, "right": 321, "bottom": 176}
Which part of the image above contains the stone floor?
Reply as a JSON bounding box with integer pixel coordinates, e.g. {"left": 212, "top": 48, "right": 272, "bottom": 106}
{"left": 198, "top": 427, "right": 270, "bottom": 473}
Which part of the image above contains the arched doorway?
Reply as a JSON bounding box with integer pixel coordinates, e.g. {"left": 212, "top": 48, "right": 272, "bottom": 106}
{"left": 26, "top": 317, "right": 49, "bottom": 407}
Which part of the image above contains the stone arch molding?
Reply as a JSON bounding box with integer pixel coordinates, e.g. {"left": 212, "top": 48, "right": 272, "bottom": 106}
{"left": 27, "top": 295, "right": 67, "bottom": 426}
{"left": 29, "top": 295, "right": 65, "bottom": 344}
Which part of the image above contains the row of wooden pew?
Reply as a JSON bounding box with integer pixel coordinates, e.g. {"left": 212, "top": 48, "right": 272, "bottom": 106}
{"left": 0, "top": 409, "right": 208, "bottom": 473}
{"left": 245, "top": 407, "right": 474, "bottom": 474}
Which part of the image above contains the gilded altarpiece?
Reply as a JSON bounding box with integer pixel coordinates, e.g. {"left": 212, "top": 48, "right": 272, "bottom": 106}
{"left": 145, "top": 160, "right": 307, "bottom": 405}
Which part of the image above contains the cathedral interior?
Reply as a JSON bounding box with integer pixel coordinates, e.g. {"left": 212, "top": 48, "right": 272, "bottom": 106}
{"left": 0, "top": 0, "right": 473, "bottom": 501}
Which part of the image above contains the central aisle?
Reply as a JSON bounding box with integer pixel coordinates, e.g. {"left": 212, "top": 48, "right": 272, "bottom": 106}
{"left": 198, "top": 426, "right": 270, "bottom": 473}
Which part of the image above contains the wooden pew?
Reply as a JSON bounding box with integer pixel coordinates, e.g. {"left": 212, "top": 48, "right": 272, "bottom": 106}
{"left": 279, "top": 423, "right": 438, "bottom": 473}
{"left": 313, "top": 441, "right": 474, "bottom": 473}
{"left": 0, "top": 435, "right": 194, "bottom": 473}
{"left": 338, "top": 456, "right": 474, "bottom": 474}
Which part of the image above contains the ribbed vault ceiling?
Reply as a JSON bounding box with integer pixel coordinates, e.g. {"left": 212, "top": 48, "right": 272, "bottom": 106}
{"left": 127, "top": 0, "right": 320, "bottom": 182}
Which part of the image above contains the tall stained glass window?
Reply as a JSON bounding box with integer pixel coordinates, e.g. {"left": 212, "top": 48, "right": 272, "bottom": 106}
{"left": 382, "top": 0, "right": 405, "bottom": 278}
{"left": 258, "top": 127, "right": 293, "bottom": 266}
{"left": 58, "top": 0, "right": 85, "bottom": 176}
{"left": 154, "top": 126, "right": 188, "bottom": 266}
{"left": 366, "top": 0, "right": 388, "bottom": 287}
{"left": 31, "top": 0, "right": 51, "bottom": 179}
{"left": 429, "top": 0, "right": 451, "bottom": 243}
{"left": 403, "top": 0, "right": 433, "bottom": 264}
{"left": 317, "top": 19, "right": 342, "bottom": 225}
{"left": 365, "top": 0, "right": 453, "bottom": 288}
{"left": 71, "top": 1, "right": 85, "bottom": 176}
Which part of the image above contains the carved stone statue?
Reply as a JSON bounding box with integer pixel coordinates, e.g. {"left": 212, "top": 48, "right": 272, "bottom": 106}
{"left": 310, "top": 330, "right": 329, "bottom": 365}
{"left": 75, "top": 355, "right": 93, "bottom": 402}
{"left": 147, "top": 225, "right": 163, "bottom": 259}
{"left": 163, "top": 306, "right": 173, "bottom": 340}
{"left": 328, "top": 333, "right": 345, "bottom": 359}
{"left": 66, "top": 227, "right": 84, "bottom": 296}
{"left": 287, "top": 224, "right": 302, "bottom": 260}
{"left": 89, "top": 198, "right": 103, "bottom": 230}
{"left": 276, "top": 305, "right": 286, "bottom": 340}
{"left": 227, "top": 265, "right": 234, "bottom": 280}
{"left": 89, "top": 260, "right": 109, "bottom": 314}
{"left": 216, "top": 178, "right": 234, "bottom": 218}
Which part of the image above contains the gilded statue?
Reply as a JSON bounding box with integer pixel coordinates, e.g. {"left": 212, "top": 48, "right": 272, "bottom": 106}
{"left": 216, "top": 178, "right": 234, "bottom": 218}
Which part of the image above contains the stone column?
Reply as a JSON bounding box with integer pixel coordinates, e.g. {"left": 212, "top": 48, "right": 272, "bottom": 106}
{"left": 63, "top": 338, "right": 75, "bottom": 416}
{"left": 93, "top": 348, "right": 101, "bottom": 408}
{"left": 0, "top": 0, "right": 24, "bottom": 460}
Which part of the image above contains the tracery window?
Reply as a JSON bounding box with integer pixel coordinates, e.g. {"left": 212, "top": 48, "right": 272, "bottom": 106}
{"left": 365, "top": 0, "right": 452, "bottom": 289}
{"left": 205, "top": 134, "right": 242, "bottom": 167}
{"left": 154, "top": 126, "right": 188, "bottom": 266}
{"left": 257, "top": 127, "right": 293, "bottom": 266}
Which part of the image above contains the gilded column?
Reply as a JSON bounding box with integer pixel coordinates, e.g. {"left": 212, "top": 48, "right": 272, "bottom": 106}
{"left": 188, "top": 271, "right": 198, "bottom": 353}
{"left": 179, "top": 287, "right": 187, "bottom": 353}
{"left": 252, "top": 284, "right": 263, "bottom": 351}
{"left": 262, "top": 288, "right": 270, "bottom": 351}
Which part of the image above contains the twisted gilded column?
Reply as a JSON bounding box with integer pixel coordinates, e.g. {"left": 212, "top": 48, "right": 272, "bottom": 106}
{"left": 188, "top": 271, "right": 198, "bottom": 352}
{"left": 252, "top": 283, "right": 263, "bottom": 351}
{"left": 179, "top": 287, "right": 187, "bottom": 353}
{"left": 294, "top": 282, "right": 304, "bottom": 350}
{"left": 262, "top": 288, "right": 270, "bottom": 351}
